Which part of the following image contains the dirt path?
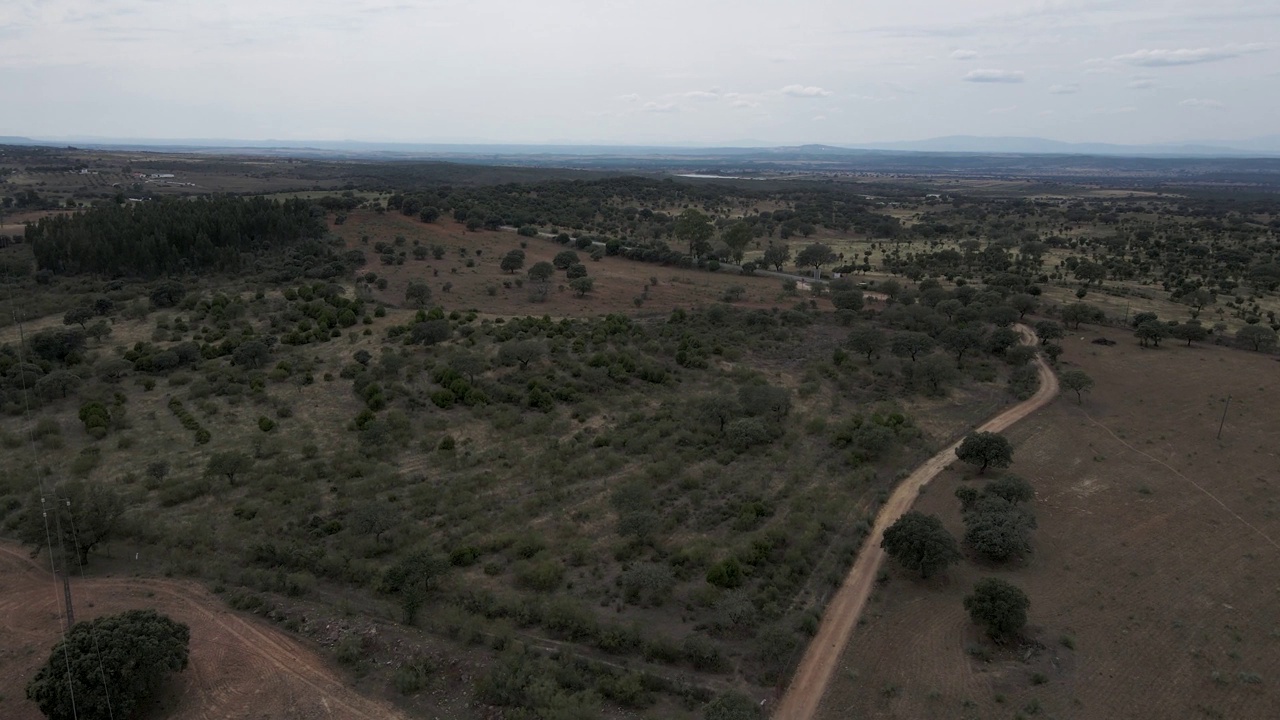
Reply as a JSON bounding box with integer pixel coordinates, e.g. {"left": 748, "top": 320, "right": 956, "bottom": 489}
{"left": 772, "top": 325, "right": 1059, "bottom": 720}
{"left": 0, "top": 542, "right": 409, "bottom": 720}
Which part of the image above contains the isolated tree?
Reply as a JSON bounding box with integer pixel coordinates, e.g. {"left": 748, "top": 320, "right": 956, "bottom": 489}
{"left": 206, "top": 451, "right": 253, "bottom": 485}
{"left": 381, "top": 549, "right": 446, "bottom": 624}
{"left": 232, "top": 339, "right": 270, "bottom": 369}
{"left": 27, "top": 609, "right": 190, "bottom": 720}
{"left": 984, "top": 475, "right": 1034, "bottom": 504}
{"left": 985, "top": 305, "right": 1020, "bottom": 328}
{"left": 762, "top": 243, "right": 790, "bottom": 272}
{"left": 846, "top": 325, "right": 886, "bottom": 362}
{"left": 1059, "top": 369, "right": 1094, "bottom": 404}
{"left": 552, "top": 250, "right": 580, "bottom": 270}
{"left": 1169, "top": 321, "right": 1208, "bottom": 347}
{"left": 20, "top": 480, "right": 125, "bottom": 565}
{"left": 498, "top": 339, "right": 546, "bottom": 369}
{"left": 939, "top": 326, "right": 986, "bottom": 368}
{"left": 1236, "top": 325, "right": 1278, "bottom": 352}
{"left": 796, "top": 242, "right": 837, "bottom": 279}
{"left": 891, "top": 331, "right": 935, "bottom": 361}
{"left": 404, "top": 280, "right": 432, "bottom": 309}
{"left": 1034, "top": 320, "right": 1064, "bottom": 345}
{"left": 449, "top": 350, "right": 487, "bottom": 384}
{"left": 1181, "top": 287, "right": 1214, "bottom": 317}
{"left": 500, "top": 249, "right": 525, "bottom": 274}
{"left": 569, "top": 276, "right": 594, "bottom": 297}
{"left": 1134, "top": 320, "right": 1167, "bottom": 348}
{"left": 955, "top": 431, "right": 1013, "bottom": 474}
{"left": 831, "top": 289, "right": 864, "bottom": 312}
{"left": 351, "top": 501, "right": 397, "bottom": 543}
{"left": 410, "top": 319, "right": 451, "bottom": 345}
{"left": 35, "top": 370, "right": 79, "bottom": 401}
{"left": 30, "top": 328, "right": 86, "bottom": 364}
{"left": 62, "top": 306, "right": 94, "bottom": 330}
{"left": 914, "top": 353, "right": 958, "bottom": 394}
{"left": 1061, "top": 302, "right": 1101, "bottom": 330}
{"left": 880, "top": 511, "right": 962, "bottom": 579}
{"left": 986, "top": 326, "right": 1021, "bottom": 356}
{"left": 964, "top": 578, "right": 1030, "bottom": 640}
{"left": 722, "top": 222, "right": 753, "bottom": 263}
{"left": 963, "top": 495, "right": 1036, "bottom": 562}
{"left": 527, "top": 261, "right": 555, "bottom": 285}
{"left": 694, "top": 394, "right": 739, "bottom": 434}
{"left": 1009, "top": 293, "right": 1038, "bottom": 319}
{"left": 149, "top": 280, "right": 186, "bottom": 308}
{"left": 565, "top": 262, "right": 588, "bottom": 279}
{"left": 86, "top": 320, "right": 112, "bottom": 344}
{"left": 674, "top": 209, "right": 714, "bottom": 258}
{"left": 1073, "top": 259, "right": 1106, "bottom": 287}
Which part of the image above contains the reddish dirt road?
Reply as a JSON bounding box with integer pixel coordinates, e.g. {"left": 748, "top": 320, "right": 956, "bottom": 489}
{"left": 773, "top": 326, "right": 1059, "bottom": 720}
{"left": 0, "top": 543, "right": 409, "bottom": 720}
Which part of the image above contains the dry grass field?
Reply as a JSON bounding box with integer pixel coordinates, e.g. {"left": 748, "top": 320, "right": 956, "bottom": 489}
{"left": 336, "top": 211, "right": 802, "bottom": 317}
{"left": 816, "top": 325, "right": 1280, "bottom": 719}
{"left": 0, "top": 543, "right": 409, "bottom": 720}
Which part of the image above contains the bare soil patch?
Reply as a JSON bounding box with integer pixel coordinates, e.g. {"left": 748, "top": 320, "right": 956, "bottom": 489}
{"left": 0, "top": 542, "right": 408, "bottom": 720}
{"left": 814, "top": 326, "right": 1280, "bottom": 719}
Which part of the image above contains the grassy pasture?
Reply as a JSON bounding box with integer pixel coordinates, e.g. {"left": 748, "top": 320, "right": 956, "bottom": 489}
{"left": 817, "top": 322, "right": 1280, "bottom": 719}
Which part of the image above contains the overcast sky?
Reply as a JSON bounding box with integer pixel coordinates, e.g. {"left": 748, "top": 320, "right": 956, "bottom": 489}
{"left": 2, "top": 0, "right": 1277, "bottom": 145}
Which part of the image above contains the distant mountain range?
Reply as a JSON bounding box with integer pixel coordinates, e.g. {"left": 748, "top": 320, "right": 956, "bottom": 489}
{"left": 3, "top": 134, "right": 1279, "bottom": 159}
{"left": 849, "top": 135, "right": 1280, "bottom": 157}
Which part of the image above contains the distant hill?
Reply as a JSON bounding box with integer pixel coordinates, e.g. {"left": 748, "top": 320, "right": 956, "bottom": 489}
{"left": 850, "top": 135, "right": 1280, "bottom": 157}
{"left": 3, "top": 134, "right": 1279, "bottom": 160}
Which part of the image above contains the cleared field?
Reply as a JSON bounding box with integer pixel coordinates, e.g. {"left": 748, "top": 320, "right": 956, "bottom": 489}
{"left": 0, "top": 543, "right": 408, "bottom": 720}
{"left": 336, "top": 211, "right": 801, "bottom": 316}
{"left": 816, "top": 325, "right": 1280, "bottom": 719}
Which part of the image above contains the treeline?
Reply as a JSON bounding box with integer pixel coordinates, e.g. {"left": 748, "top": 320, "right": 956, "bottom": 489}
{"left": 382, "top": 176, "right": 901, "bottom": 240}
{"left": 27, "top": 197, "right": 326, "bottom": 278}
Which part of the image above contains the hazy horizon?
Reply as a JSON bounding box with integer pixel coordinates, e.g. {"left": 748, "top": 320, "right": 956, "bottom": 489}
{"left": 3, "top": 1, "right": 1278, "bottom": 146}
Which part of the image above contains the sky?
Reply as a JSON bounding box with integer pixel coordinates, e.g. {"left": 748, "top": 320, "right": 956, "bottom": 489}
{"left": 1, "top": 0, "right": 1277, "bottom": 146}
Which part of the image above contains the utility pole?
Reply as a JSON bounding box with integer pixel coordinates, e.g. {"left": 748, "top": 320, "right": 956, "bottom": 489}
{"left": 43, "top": 495, "right": 75, "bottom": 631}
{"left": 1217, "top": 395, "right": 1232, "bottom": 441}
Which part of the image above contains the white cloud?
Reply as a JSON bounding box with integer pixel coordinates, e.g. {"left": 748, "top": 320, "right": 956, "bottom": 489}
{"left": 988, "top": 105, "right": 1017, "bottom": 114}
{"left": 963, "top": 69, "right": 1024, "bottom": 83}
{"left": 812, "top": 115, "right": 827, "bottom": 121}
{"left": 950, "top": 49, "right": 979, "bottom": 60}
{"left": 618, "top": 93, "right": 641, "bottom": 103}
{"left": 1127, "top": 78, "right": 1156, "bottom": 89}
{"left": 1048, "top": 83, "right": 1079, "bottom": 94}
{"left": 641, "top": 102, "right": 677, "bottom": 113}
{"left": 680, "top": 90, "right": 719, "bottom": 100}
{"left": 1091, "top": 106, "right": 1137, "bottom": 115}
{"left": 781, "top": 84, "right": 833, "bottom": 98}
{"left": 1114, "top": 47, "right": 1236, "bottom": 67}
{"left": 1180, "top": 98, "right": 1224, "bottom": 109}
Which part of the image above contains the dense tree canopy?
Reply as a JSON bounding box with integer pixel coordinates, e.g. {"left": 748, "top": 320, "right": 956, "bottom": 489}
{"left": 880, "top": 511, "right": 962, "bottom": 578}
{"left": 964, "top": 578, "right": 1030, "bottom": 639}
{"left": 955, "top": 431, "right": 1014, "bottom": 474}
{"left": 27, "top": 609, "right": 190, "bottom": 720}
{"left": 28, "top": 197, "right": 325, "bottom": 277}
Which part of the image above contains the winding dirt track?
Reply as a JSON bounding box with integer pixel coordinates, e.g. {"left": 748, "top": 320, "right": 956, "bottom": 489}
{"left": 773, "top": 325, "right": 1059, "bottom": 720}
{"left": 0, "top": 543, "right": 409, "bottom": 720}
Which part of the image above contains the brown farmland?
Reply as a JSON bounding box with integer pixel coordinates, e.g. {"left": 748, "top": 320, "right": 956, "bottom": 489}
{"left": 334, "top": 211, "right": 803, "bottom": 317}
{"left": 815, "top": 326, "right": 1280, "bottom": 719}
{"left": 0, "top": 543, "right": 408, "bottom": 720}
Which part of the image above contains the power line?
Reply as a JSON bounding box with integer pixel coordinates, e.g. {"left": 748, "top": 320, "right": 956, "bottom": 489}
{"left": 10, "top": 292, "right": 80, "bottom": 720}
